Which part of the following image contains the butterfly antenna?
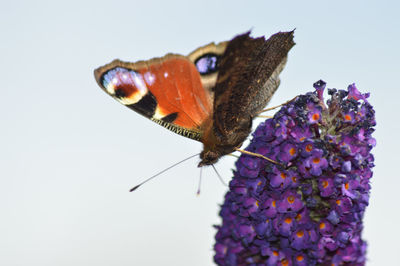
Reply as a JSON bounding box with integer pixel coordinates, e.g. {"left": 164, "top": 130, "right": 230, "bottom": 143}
{"left": 211, "top": 164, "right": 228, "bottom": 187}
{"left": 235, "top": 148, "right": 285, "bottom": 167}
{"left": 256, "top": 96, "right": 298, "bottom": 115}
{"left": 129, "top": 153, "right": 200, "bottom": 192}
{"left": 196, "top": 167, "right": 203, "bottom": 195}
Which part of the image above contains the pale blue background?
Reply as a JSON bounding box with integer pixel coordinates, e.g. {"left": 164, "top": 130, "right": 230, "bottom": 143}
{"left": 1, "top": 0, "right": 398, "bottom": 265}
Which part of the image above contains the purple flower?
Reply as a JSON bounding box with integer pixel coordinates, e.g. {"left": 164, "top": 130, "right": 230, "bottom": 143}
{"left": 342, "top": 111, "right": 356, "bottom": 124}
{"left": 238, "top": 156, "right": 261, "bottom": 178}
{"left": 278, "top": 141, "right": 298, "bottom": 163}
{"left": 269, "top": 166, "right": 297, "bottom": 190}
{"left": 214, "top": 81, "right": 375, "bottom": 265}
{"left": 307, "top": 103, "right": 322, "bottom": 124}
{"left": 303, "top": 149, "right": 328, "bottom": 176}
{"left": 347, "top": 83, "right": 369, "bottom": 102}
{"left": 318, "top": 219, "right": 333, "bottom": 235}
{"left": 262, "top": 198, "right": 278, "bottom": 219}
{"left": 313, "top": 79, "right": 326, "bottom": 101}
{"left": 277, "top": 191, "right": 304, "bottom": 213}
{"left": 293, "top": 253, "right": 309, "bottom": 266}
{"left": 300, "top": 141, "right": 315, "bottom": 158}
{"left": 276, "top": 215, "right": 297, "bottom": 237}
{"left": 318, "top": 177, "right": 335, "bottom": 197}
{"left": 290, "top": 126, "right": 313, "bottom": 142}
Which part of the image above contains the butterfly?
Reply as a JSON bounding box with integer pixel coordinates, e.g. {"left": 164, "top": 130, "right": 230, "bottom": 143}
{"left": 94, "top": 31, "right": 295, "bottom": 167}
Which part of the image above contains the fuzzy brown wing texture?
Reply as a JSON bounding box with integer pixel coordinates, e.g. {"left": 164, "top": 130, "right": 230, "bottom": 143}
{"left": 212, "top": 31, "right": 295, "bottom": 145}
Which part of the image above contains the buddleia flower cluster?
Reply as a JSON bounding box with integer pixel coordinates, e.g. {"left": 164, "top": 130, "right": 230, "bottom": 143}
{"left": 214, "top": 81, "right": 376, "bottom": 265}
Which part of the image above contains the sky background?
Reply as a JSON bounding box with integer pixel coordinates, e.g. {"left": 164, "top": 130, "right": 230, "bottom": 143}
{"left": 1, "top": 0, "right": 399, "bottom": 265}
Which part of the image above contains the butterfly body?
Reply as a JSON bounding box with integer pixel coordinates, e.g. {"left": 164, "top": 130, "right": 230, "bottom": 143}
{"left": 94, "top": 31, "right": 295, "bottom": 166}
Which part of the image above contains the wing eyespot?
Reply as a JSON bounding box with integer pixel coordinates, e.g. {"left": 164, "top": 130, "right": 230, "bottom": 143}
{"left": 115, "top": 88, "right": 127, "bottom": 98}
{"left": 194, "top": 53, "right": 219, "bottom": 75}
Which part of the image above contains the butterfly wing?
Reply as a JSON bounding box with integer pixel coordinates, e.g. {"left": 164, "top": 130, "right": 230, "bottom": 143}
{"left": 94, "top": 41, "right": 227, "bottom": 141}
{"left": 199, "top": 31, "right": 295, "bottom": 165}
{"left": 94, "top": 31, "right": 295, "bottom": 166}
{"left": 213, "top": 31, "right": 295, "bottom": 140}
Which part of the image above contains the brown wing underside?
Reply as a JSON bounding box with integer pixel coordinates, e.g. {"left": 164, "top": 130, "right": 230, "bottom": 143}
{"left": 212, "top": 31, "right": 296, "bottom": 142}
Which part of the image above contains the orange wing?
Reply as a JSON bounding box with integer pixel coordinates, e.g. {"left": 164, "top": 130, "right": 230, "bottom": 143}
{"left": 94, "top": 42, "right": 227, "bottom": 141}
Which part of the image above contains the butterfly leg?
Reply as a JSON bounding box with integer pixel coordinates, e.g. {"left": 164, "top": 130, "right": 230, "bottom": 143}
{"left": 256, "top": 115, "right": 273, "bottom": 119}
{"left": 211, "top": 164, "right": 228, "bottom": 187}
{"left": 257, "top": 96, "right": 298, "bottom": 114}
{"left": 235, "top": 148, "right": 285, "bottom": 167}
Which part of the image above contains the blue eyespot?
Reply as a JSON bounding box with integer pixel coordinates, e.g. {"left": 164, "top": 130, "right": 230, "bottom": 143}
{"left": 195, "top": 54, "right": 219, "bottom": 75}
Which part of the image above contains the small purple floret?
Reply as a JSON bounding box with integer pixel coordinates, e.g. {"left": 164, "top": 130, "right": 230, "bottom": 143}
{"left": 214, "top": 81, "right": 375, "bottom": 265}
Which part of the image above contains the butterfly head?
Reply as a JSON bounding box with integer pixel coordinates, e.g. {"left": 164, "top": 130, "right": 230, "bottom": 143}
{"left": 198, "top": 150, "right": 221, "bottom": 167}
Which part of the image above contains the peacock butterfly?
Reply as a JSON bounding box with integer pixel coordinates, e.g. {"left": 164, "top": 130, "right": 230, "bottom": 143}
{"left": 94, "top": 31, "right": 295, "bottom": 168}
